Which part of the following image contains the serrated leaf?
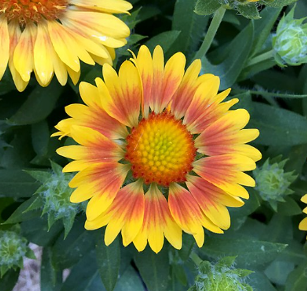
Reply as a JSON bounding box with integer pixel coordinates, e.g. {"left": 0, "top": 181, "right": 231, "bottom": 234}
{"left": 237, "top": 4, "right": 261, "bottom": 19}
{"left": 194, "top": 0, "right": 221, "bottom": 16}
{"left": 249, "top": 102, "right": 307, "bottom": 146}
{"left": 135, "top": 246, "right": 169, "bottom": 291}
{"left": 8, "top": 81, "right": 63, "bottom": 125}
{"left": 95, "top": 232, "right": 120, "bottom": 291}
{"left": 200, "top": 236, "right": 287, "bottom": 268}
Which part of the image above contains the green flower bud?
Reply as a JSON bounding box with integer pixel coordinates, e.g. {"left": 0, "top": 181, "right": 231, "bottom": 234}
{"left": 27, "top": 161, "right": 81, "bottom": 237}
{"left": 253, "top": 157, "right": 297, "bottom": 210}
{"left": 0, "top": 230, "right": 30, "bottom": 277}
{"left": 273, "top": 6, "right": 307, "bottom": 67}
{"left": 189, "top": 256, "right": 253, "bottom": 291}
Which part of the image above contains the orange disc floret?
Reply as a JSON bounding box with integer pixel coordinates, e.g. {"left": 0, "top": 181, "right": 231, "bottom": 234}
{"left": 0, "top": 0, "right": 68, "bottom": 24}
{"left": 125, "top": 112, "right": 196, "bottom": 186}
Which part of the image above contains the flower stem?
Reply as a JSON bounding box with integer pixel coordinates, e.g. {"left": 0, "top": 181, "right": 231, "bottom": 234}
{"left": 246, "top": 50, "right": 274, "bottom": 67}
{"left": 194, "top": 7, "right": 226, "bottom": 60}
{"left": 190, "top": 252, "right": 202, "bottom": 266}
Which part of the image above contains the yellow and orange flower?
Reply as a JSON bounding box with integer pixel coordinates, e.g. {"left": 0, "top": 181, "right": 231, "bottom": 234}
{"left": 53, "top": 45, "right": 261, "bottom": 253}
{"left": 299, "top": 194, "right": 307, "bottom": 239}
{"left": 0, "top": 0, "right": 132, "bottom": 92}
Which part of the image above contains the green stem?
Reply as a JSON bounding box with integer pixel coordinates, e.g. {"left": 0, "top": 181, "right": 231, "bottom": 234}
{"left": 190, "top": 252, "right": 202, "bottom": 267}
{"left": 194, "top": 7, "right": 226, "bottom": 60}
{"left": 233, "top": 88, "right": 307, "bottom": 99}
{"left": 246, "top": 50, "right": 274, "bottom": 67}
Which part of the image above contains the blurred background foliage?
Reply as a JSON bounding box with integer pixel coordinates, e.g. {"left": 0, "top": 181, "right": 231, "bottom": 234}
{"left": 1, "top": 0, "right": 307, "bottom": 290}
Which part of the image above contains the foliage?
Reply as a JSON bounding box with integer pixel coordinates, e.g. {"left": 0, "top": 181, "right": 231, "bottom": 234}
{"left": 1, "top": 0, "right": 307, "bottom": 290}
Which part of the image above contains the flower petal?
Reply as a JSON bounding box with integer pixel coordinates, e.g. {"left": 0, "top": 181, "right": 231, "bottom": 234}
{"left": 0, "top": 15, "right": 9, "bottom": 80}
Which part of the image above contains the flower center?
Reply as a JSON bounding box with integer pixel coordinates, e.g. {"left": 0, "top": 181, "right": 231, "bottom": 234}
{"left": 0, "top": 0, "right": 68, "bottom": 25}
{"left": 125, "top": 112, "right": 196, "bottom": 187}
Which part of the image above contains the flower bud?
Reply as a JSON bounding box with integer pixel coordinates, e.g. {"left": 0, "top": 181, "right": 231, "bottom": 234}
{"left": 273, "top": 6, "right": 307, "bottom": 66}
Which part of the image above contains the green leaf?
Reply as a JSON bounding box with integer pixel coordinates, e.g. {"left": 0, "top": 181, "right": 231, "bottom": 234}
{"left": 31, "top": 120, "right": 50, "bottom": 157}
{"left": 251, "top": 7, "right": 282, "bottom": 57}
{"left": 95, "top": 231, "right": 120, "bottom": 291}
{"left": 21, "top": 216, "right": 63, "bottom": 246}
{"left": 237, "top": 4, "right": 261, "bottom": 20}
{"left": 52, "top": 217, "right": 95, "bottom": 269}
{"left": 265, "top": 260, "right": 295, "bottom": 285}
{"left": 41, "top": 248, "right": 62, "bottom": 291}
{"left": 171, "top": 0, "right": 209, "bottom": 57}
{"left": 263, "top": 0, "right": 298, "bottom": 8}
{"left": 0, "top": 169, "right": 40, "bottom": 197}
{"left": 201, "top": 22, "right": 254, "bottom": 90}
{"left": 194, "top": 0, "right": 222, "bottom": 16}
{"left": 0, "top": 269, "right": 20, "bottom": 291}
{"left": 285, "top": 262, "right": 307, "bottom": 291}
{"left": 8, "top": 81, "right": 63, "bottom": 125}
{"left": 135, "top": 246, "right": 169, "bottom": 291}
{"left": 145, "top": 31, "right": 181, "bottom": 54}
{"left": 114, "top": 266, "right": 144, "bottom": 291}
{"left": 249, "top": 102, "right": 307, "bottom": 146}
{"left": 61, "top": 251, "right": 106, "bottom": 291}
{"left": 200, "top": 236, "right": 287, "bottom": 268}
{"left": 246, "top": 271, "right": 277, "bottom": 291}
{"left": 3, "top": 196, "right": 41, "bottom": 225}
{"left": 277, "top": 197, "right": 302, "bottom": 216}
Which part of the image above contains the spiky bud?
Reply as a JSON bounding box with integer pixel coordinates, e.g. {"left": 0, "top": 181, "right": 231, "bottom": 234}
{"left": 273, "top": 6, "right": 307, "bottom": 67}
{"left": 253, "top": 157, "right": 297, "bottom": 210}
{"left": 0, "top": 230, "right": 33, "bottom": 277}
{"left": 26, "top": 161, "right": 81, "bottom": 238}
{"left": 189, "top": 256, "right": 253, "bottom": 291}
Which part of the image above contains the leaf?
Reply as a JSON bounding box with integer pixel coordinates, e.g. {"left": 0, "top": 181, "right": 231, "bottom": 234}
{"left": 263, "top": 0, "right": 298, "bottom": 8}
{"left": 237, "top": 4, "right": 261, "bottom": 20}
{"left": 61, "top": 251, "right": 106, "bottom": 291}
{"left": 21, "top": 216, "right": 63, "bottom": 247}
{"left": 145, "top": 31, "right": 181, "bottom": 54}
{"left": 246, "top": 271, "right": 277, "bottom": 291}
{"left": 277, "top": 197, "right": 302, "bottom": 216}
{"left": 135, "top": 246, "right": 169, "bottom": 291}
{"left": 95, "top": 231, "right": 120, "bottom": 291}
{"left": 265, "top": 260, "right": 295, "bottom": 285}
{"left": 200, "top": 236, "right": 287, "bottom": 268}
{"left": 31, "top": 120, "right": 50, "bottom": 157}
{"left": 0, "top": 169, "right": 40, "bottom": 197}
{"left": 171, "top": 0, "right": 209, "bottom": 57}
{"left": 3, "top": 196, "right": 42, "bottom": 225}
{"left": 285, "top": 262, "right": 307, "bottom": 291}
{"left": 201, "top": 22, "right": 254, "bottom": 90}
{"left": 251, "top": 7, "right": 282, "bottom": 57}
{"left": 249, "top": 102, "right": 307, "bottom": 146}
{"left": 194, "top": 0, "right": 222, "bottom": 16}
{"left": 8, "top": 81, "right": 63, "bottom": 125}
{"left": 52, "top": 216, "right": 95, "bottom": 269}
{"left": 0, "top": 269, "right": 20, "bottom": 291}
{"left": 41, "top": 248, "right": 62, "bottom": 291}
{"left": 114, "top": 266, "right": 144, "bottom": 291}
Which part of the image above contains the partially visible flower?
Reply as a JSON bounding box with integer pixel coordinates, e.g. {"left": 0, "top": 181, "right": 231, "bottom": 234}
{"left": 0, "top": 230, "right": 34, "bottom": 277}
{"left": 53, "top": 45, "right": 261, "bottom": 253}
{"left": 27, "top": 161, "right": 81, "bottom": 237}
{"left": 299, "top": 194, "right": 307, "bottom": 239}
{"left": 253, "top": 157, "right": 297, "bottom": 210}
{"left": 189, "top": 256, "right": 253, "bottom": 291}
{"left": 0, "top": 0, "right": 132, "bottom": 92}
{"left": 273, "top": 6, "right": 307, "bottom": 67}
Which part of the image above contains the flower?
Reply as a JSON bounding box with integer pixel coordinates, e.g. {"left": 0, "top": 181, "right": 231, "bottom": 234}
{"left": 299, "top": 194, "right": 307, "bottom": 239}
{"left": 273, "top": 6, "right": 307, "bottom": 67}
{"left": 53, "top": 45, "right": 261, "bottom": 253}
{"left": 0, "top": 0, "right": 132, "bottom": 92}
